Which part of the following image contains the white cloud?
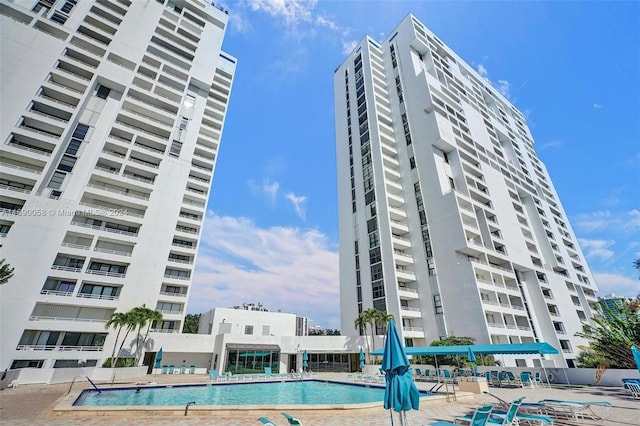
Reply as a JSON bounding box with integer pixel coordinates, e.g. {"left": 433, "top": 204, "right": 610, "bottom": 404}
{"left": 477, "top": 64, "right": 489, "bottom": 79}
{"left": 189, "top": 213, "right": 340, "bottom": 328}
{"left": 578, "top": 239, "right": 615, "bottom": 261}
{"left": 475, "top": 63, "right": 512, "bottom": 101}
{"left": 248, "top": 178, "right": 280, "bottom": 203}
{"left": 574, "top": 210, "right": 640, "bottom": 234}
{"left": 249, "top": 0, "right": 317, "bottom": 27}
{"left": 342, "top": 39, "right": 358, "bottom": 56}
{"left": 537, "top": 139, "right": 564, "bottom": 151}
{"left": 496, "top": 79, "right": 511, "bottom": 99}
{"left": 593, "top": 103, "right": 603, "bottom": 109}
{"left": 285, "top": 192, "right": 307, "bottom": 221}
{"left": 593, "top": 272, "right": 639, "bottom": 297}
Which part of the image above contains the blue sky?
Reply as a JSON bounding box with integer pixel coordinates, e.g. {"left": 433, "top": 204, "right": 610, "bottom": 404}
{"left": 188, "top": 1, "right": 640, "bottom": 330}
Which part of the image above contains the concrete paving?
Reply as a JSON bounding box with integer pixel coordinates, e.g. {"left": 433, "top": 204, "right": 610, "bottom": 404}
{"left": 1, "top": 373, "right": 638, "bottom": 425}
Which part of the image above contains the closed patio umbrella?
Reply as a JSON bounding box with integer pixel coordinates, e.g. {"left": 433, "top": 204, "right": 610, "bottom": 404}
{"left": 632, "top": 345, "right": 640, "bottom": 373}
{"left": 467, "top": 346, "right": 476, "bottom": 363}
{"left": 154, "top": 347, "right": 163, "bottom": 369}
{"left": 382, "top": 320, "right": 419, "bottom": 425}
{"left": 152, "top": 347, "right": 163, "bottom": 382}
{"left": 302, "top": 350, "right": 308, "bottom": 372}
{"left": 359, "top": 347, "right": 365, "bottom": 371}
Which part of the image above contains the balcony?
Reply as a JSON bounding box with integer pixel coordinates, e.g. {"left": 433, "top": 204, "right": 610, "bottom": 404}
{"left": 16, "top": 344, "right": 103, "bottom": 351}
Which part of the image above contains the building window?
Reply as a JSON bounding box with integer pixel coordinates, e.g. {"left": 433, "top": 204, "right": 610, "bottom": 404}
{"left": 57, "top": 155, "right": 77, "bottom": 172}
{"left": 369, "top": 247, "right": 381, "bottom": 264}
{"left": 50, "top": 12, "right": 67, "bottom": 24}
{"left": 96, "top": 85, "right": 111, "bottom": 99}
{"left": 409, "top": 157, "right": 416, "bottom": 169}
{"left": 364, "top": 190, "right": 375, "bottom": 205}
{"left": 170, "top": 140, "right": 182, "bottom": 157}
{"left": 368, "top": 231, "right": 379, "bottom": 248}
{"left": 59, "top": 0, "right": 77, "bottom": 14}
{"left": 373, "top": 298, "right": 386, "bottom": 311}
{"left": 372, "top": 280, "right": 385, "bottom": 298}
{"left": 48, "top": 171, "right": 66, "bottom": 189}
{"left": 433, "top": 294, "right": 443, "bottom": 314}
{"left": 244, "top": 325, "right": 254, "bottom": 335}
{"left": 371, "top": 263, "right": 383, "bottom": 281}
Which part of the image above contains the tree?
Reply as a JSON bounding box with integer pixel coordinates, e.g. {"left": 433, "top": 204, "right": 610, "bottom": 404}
{"left": 0, "top": 259, "right": 15, "bottom": 285}
{"left": 130, "top": 304, "right": 163, "bottom": 365}
{"left": 374, "top": 310, "right": 394, "bottom": 337}
{"left": 634, "top": 258, "right": 640, "bottom": 278}
{"left": 182, "top": 313, "right": 201, "bottom": 334}
{"left": 104, "top": 311, "right": 136, "bottom": 368}
{"left": 326, "top": 329, "right": 341, "bottom": 336}
{"left": 414, "top": 336, "right": 479, "bottom": 367}
{"left": 362, "top": 308, "right": 380, "bottom": 352}
{"left": 575, "top": 300, "right": 640, "bottom": 369}
{"left": 354, "top": 311, "right": 371, "bottom": 361}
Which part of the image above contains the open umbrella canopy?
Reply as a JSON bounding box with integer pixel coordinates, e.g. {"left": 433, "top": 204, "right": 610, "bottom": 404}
{"left": 382, "top": 320, "right": 420, "bottom": 414}
{"left": 302, "top": 350, "right": 308, "bottom": 368}
{"left": 359, "top": 347, "right": 365, "bottom": 370}
{"left": 632, "top": 345, "right": 640, "bottom": 373}
{"left": 154, "top": 347, "right": 163, "bottom": 368}
{"left": 467, "top": 346, "right": 476, "bottom": 363}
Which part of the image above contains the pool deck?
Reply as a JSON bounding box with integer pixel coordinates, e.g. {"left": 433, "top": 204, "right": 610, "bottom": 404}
{"left": 1, "top": 373, "right": 638, "bottom": 425}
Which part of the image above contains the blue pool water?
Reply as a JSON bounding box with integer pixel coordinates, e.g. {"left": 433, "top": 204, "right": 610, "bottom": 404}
{"left": 75, "top": 380, "right": 422, "bottom": 407}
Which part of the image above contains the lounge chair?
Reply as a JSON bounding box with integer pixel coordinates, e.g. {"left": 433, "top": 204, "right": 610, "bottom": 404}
{"left": 625, "top": 382, "right": 640, "bottom": 399}
{"left": 539, "top": 399, "right": 611, "bottom": 421}
{"left": 435, "top": 403, "right": 493, "bottom": 426}
{"left": 520, "top": 371, "right": 533, "bottom": 388}
{"left": 502, "top": 371, "right": 521, "bottom": 387}
{"left": 209, "top": 369, "right": 225, "bottom": 382}
{"left": 258, "top": 417, "right": 277, "bottom": 425}
{"left": 161, "top": 365, "right": 168, "bottom": 374}
{"left": 415, "top": 368, "right": 425, "bottom": 381}
{"left": 532, "top": 372, "right": 543, "bottom": 387}
{"left": 622, "top": 378, "right": 640, "bottom": 394}
{"left": 168, "top": 365, "right": 175, "bottom": 374}
{"left": 180, "top": 365, "right": 186, "bottom": 374}
{"left": 189, "top": 365, "right": 196, "bottom": 374}
{"left": 487, "top": 397, "right": 524, "bottom": 425}
{"left": 281, "top": 412, "right": 303, "bottom": 425}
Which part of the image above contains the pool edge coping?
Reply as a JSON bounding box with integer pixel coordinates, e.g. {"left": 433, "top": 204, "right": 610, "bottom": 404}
{"left": 54, "top": 379, "right": 475, "bottom": 415}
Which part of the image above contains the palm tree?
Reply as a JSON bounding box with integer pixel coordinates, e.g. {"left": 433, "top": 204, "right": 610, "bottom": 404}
{"left": 354, "top": 311, "right": 370, "bottom": 361}
{"left": 362, "top": 308, "right": 380, "bottom": 353}
{"left": 131, "top": 304, "right": 163, "bottom": 365}
{"left": 138, "top": 309, "right": 163, "bottom": 366}
{"left": 105, "top": 311, "right": 136, "bottom": 368}
{"left": 0, "top": 259, "right": 15, "bottom": 285}
{"left": 375, "top": 311, "right": 394, "bottom": 338}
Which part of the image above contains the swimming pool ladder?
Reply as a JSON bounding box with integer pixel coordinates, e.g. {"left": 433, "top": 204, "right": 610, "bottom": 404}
{"left": 67, "top": 375, "right": 101, "bottom": 394}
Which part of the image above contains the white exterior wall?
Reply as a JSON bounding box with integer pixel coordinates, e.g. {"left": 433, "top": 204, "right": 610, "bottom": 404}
{"left": 0, "top": 0, "right": 235, "bottom": 370}
{"left": 334, "top": 14, "right": 598, "bottom": 367}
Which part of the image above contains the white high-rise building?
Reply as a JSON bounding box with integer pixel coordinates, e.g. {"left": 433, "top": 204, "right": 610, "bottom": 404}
{"left": 0, "top": 0, "right": 235, "bottom": 370}
{"left": 334, "top": 14, "right": 598, "bottom": 367}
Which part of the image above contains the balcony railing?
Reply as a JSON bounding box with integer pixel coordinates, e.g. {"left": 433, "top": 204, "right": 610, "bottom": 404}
{"left": 85, "top": 269, "right": 126, "bottom": 278}
{"left": 29, "top": 316, "right": 108, "bottom": 323}
{"left": 40, "top": 289, "right": 73, "bottom": 297}
{"left": 77, "top": 292, "right": 119, "bottom": 301}
{"left": 51, "top": 265, "right": 82, "bottom": 272}
{"left": 16, "top": 344, "right": 103, "bottom": 351}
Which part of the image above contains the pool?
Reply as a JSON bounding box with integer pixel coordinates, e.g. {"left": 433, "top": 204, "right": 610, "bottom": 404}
{"left": 74, "top": 380, "right": 412, "bottom": 407}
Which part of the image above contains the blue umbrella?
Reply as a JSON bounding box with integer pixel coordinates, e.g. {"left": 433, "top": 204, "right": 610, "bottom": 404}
{"left": 382, "top": 320, "right": 419, "bottom": 425}
{"left": 154, "top": 347, "right": 163, "bottom": 369}
{"left": 632, "top": 345, "right": 640, "bottom": 373}
{"left": 302, "top": 350, "right": 308, "bottom": 371}
{"left": 359, "top": 347, "right": 365, "bottom": 371}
